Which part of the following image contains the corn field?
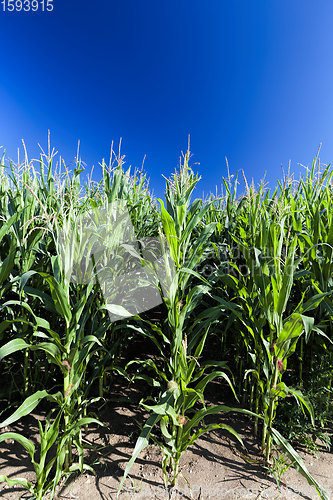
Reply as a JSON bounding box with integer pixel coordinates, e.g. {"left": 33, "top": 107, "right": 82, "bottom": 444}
{"left": 0, "top": 142, "right": 332, "bottom": 499}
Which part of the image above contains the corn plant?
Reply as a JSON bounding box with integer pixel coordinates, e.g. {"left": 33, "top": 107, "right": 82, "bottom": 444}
{"left": 0, "top": 154, "right": 106, "bottom": 475}
{"left": 118, "top": 149, "right": 259, "bottom": 494}
{"left": 202, "top": 173, "right": 331, "bottom": 499}
{"left": 0, "top": 142, "right": 332, "bottom": 500}
{"left": 0, "top": 405, "right": 102, "bottom": 499}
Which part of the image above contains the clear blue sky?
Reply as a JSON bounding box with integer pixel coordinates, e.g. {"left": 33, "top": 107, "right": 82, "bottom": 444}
{"left": 1, "top": 0, "right": 333, "bottom": 198}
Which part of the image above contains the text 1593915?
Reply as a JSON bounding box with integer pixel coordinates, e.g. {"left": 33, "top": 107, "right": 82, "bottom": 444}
{"left": 1, "top": 0, "right": 53, "bottom": 11}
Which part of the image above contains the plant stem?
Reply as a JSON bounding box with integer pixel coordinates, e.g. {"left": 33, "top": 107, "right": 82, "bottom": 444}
{"left": 64, "top": 370, "right": 72, "bottom": 470}
{"left": 254, "top": 380, "right": 259, "bottom": 436}
{"left": 266, "top": 364, "right": 279, "bottom": 462}
{"left": 299, "top": 336, "right": 304, "bottom": 387}
{"left": 23, "top": 349, "right": 29, "bottom": 395}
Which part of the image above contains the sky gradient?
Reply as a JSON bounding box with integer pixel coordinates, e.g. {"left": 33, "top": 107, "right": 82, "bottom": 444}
{"left": 1, "top": 1, "right": 333, "bottom": 198}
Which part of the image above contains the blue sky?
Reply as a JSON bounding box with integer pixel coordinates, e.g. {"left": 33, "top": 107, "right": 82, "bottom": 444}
{"left": 1, "top": 1, "right": 333, "bottom": 198}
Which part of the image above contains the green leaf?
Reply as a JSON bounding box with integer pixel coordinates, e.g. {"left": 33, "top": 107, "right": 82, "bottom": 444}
{"left": 195, "top": 371, "right": 238, "bottom": 402}
{"left": 0, "top": 432, "right": 35, "bottom": 460}
{"left": 141, "top": 393, "right": 179, "bottom": 426}
{"left": 61, "top": 417, "right": 104, "bottom": 438}
{"left": 180, "top": 267, "right": 210, "bottom": 286}
{"left": 68, "top": 462, "right": 96, "bottom": 474}
{"left": 299, "top": 315, "right": 315, "bottom": 342}
{"left": 117, "top": 391, "right": 173, "bottom": 496}
{"left": 285, "top": 386, "right": 315, "bottom": 426}
{"left": 183, "top": 405, "right": 261, "bottom": 441}
{"left": 0, "top": 247, "right": 16, "bottom": 285}
{"left": 311, "top": 326, "right": 333, "bottom": 345}
{"left": 100, "top": 304, "right": 133, "bottom": 318}
{"left": 0, "top": 212, "right": 20, "bottom": 243}
{"left": 0, "top": 390, "right": 48, "bottom": 428}
{"left": 158, "top": 199, "right": 179, "bottom": 266}
{"left": 271, "top": 427, "right": 329, "bottom": 500}
{"left": 30, "top": 342, "right": 63, "bottom": 368}
{"left": 22, "top": 285, "right": 56, "bottom": 314}
{"left": 39, "top": 272, "right": 72, "bottom": 327}
{"left": 0, "top": 475, "right": 34, "bottom": 494}
{"left": 276, "top": 238, "right": 297, "bottom": 318}
{"left": 43, "top": 411, "right": 62, "bottom": 455}
{"left": 160, "top": 416, "right": 173, "bottom": 440}
{"left": 184, "top": 423, "right": 243, "bottom": 452}
{"left": 118, "top": 411, "right": 162, "bottom": 496}
{"left": 277, "top": 313, "right": 304, "bottom": 355}
{"left": 0, "top": 338, "right": 29, "bottom": 362}
{"left": 298, "top": 291, "right": 333, "bottom": 314}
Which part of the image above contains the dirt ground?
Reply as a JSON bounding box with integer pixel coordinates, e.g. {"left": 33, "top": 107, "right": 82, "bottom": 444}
{"left": 0, "top": 381, "right": 332, "bottom": 500}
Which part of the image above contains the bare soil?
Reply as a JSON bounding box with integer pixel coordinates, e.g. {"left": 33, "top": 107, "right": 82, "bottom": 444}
{"left": 0, "top": 381, "right": 332, "bottom": 500}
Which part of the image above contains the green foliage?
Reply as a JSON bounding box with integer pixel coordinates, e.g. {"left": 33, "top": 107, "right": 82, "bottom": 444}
{"left": 0, "top": 142, "right": 332, "bottom": 500}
